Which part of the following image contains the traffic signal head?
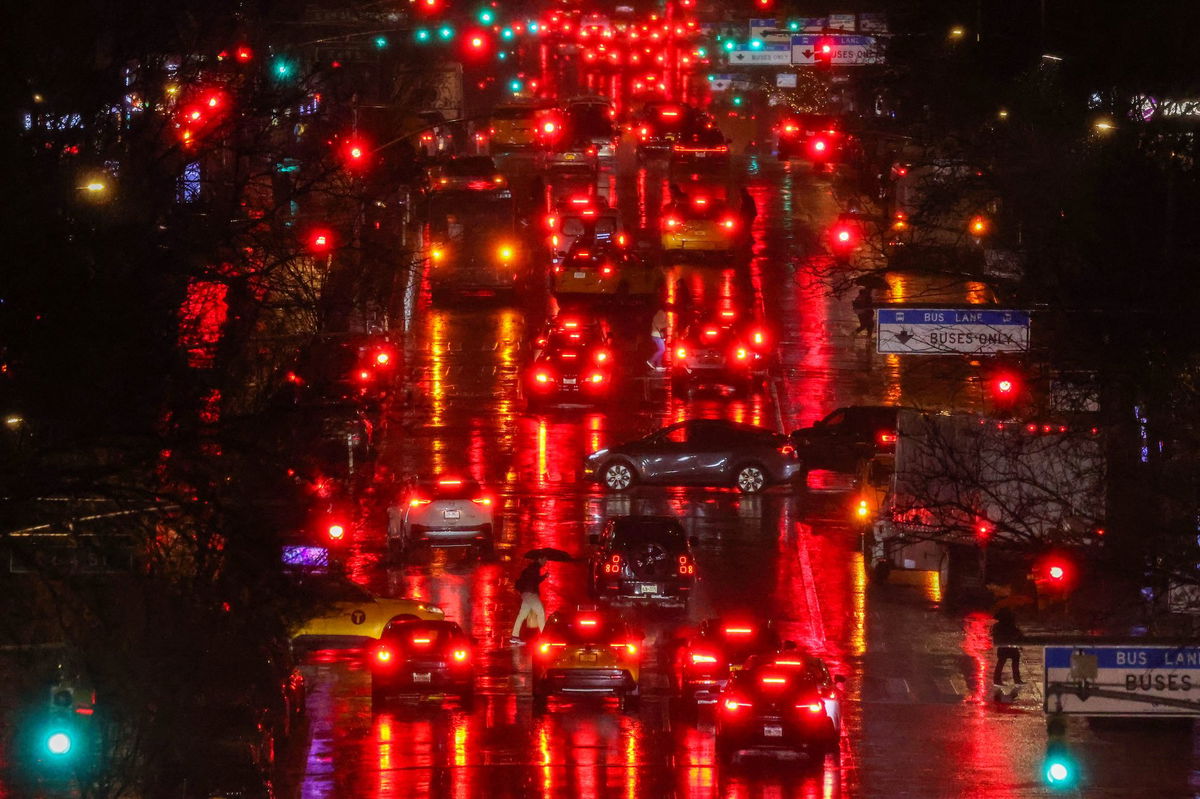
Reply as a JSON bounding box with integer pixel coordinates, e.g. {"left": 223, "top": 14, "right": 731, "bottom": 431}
{"left": 969, "top": 214, "right": 990, "bottom": 237}
{"left": 987, "top": 366, "right": 1024, "bottom": 407}
{"left": 45, "top": 730, "right": 73, "bottom": 756}
{"left": 271, "top": 56, "right": 296, "bottom": 80}
{"left": 306, "top": 228, "right": 334, "bottom": 254}
{"left": 234, "top": 45, "right": 253, "bottom": 63}
{"left": 1043, "top": 745, "right": 1077, "bottom": 788}
{"left": 815, "top": 38, "right": 835, "bottom": 63}
{"left": 829, "top": 222, "right": 858, "bottom": 252}
{"left": 340, "top": 136, "right": 370, "bottom": 170}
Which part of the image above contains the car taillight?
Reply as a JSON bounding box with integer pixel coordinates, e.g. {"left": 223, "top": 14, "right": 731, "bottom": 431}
{"left": 691, "top": 652, "right": 718, "bottom": 665}
{"left": 534, "top": 369, "right": 554, "bottom": 384}
{"left": 327, "top": 524, "right": 345, "bottom": 541}
{"left": 721, "top": 216, "right": 737, "bottom": 230}
{"left": 546, "top": 215, "right": 557, "bottom": 230}
{"left": 734, "top": 348, "right": 749, "bottom": 360}
{"left": 601, "top": 265, "right": 613, "bottom": 276}
{"left": 797, "top": 701, "right": 824, "bottom": 713}
{"left": 612, "top": 642, "right": 638, "bottom": 656}
{"left": 722, "top": 696, "right": 752, "bottom": 713}
{"left": 675, "top": 346, "right": 687, "bottom": 359}
{"left": 752, "top": 330, "right": 766, "bottom": 346}
{"left": 375, "top": 646, "right": 393, "bottom": 663}
{"left": 664, "top": 216, "right": 680, "bottom": 229}
{"left": 471, "top": 496, "right": 492, "bottom": 505}
{"left": 587, "top": 371, "right": 605, "bottom": 384}
{"left": 537, "top": 641, "right": 565, "bottom": 657}
{"left": 452, "top": 648, "right": 470, "bottom": 661}
{"left": 357, "top": 369, "right": 372, "bottom": 382}
{"left": 855, "top": 499, "right": 870, "bottom": 519}
{"left": 779, "top": 443, "right": 796, "bottom": 456}
{"left": 594, "top": 349, "right": 609, "bottom": 364}
{"left": 374, "top": 351, "right": 391, "bottom": 366}
{"left": 876, "top": 430, "right": 897, "bottom": 446}
{"left": 410, "top": 497, "right": 432, "bottom": 507}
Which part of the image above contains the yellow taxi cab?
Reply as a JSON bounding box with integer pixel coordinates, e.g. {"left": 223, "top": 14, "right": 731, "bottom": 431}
{"left": 552, "top": 244, "right": 661, "bottom": 297}
{"left": 291, "top": 576, "right": 444, "bottom": 648}
{"left": 531, "top": 605, "right": 643, "bottom": 712}
{"left": 661, "top": 195, "right": 742, "bottom": 252}
{"left": 489, "top": 102, "right": 554, "bottom": 151}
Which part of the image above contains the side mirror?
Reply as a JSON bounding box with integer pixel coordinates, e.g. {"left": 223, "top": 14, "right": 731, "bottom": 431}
{"left": 688, "top": 536, "right": 699, "bottom": 547}
{"left": 588, "top": 534, "right": 600, "bottom": 545}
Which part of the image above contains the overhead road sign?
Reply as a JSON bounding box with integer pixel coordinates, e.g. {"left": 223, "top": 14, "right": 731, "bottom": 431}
{"left": 875, "top": 308, "right": 1030, "bottom": 355}
{"left": 1045, "top": 645, "right": 1200, "bottom": 717}
{"left": 727, "top": 44, "right": 792, "bottom": 66}
{"left": 749, "top": 18, "right": 777, "bottom": 38}
{"left": 791, "top": 34, "right": 884, "bottom": 66}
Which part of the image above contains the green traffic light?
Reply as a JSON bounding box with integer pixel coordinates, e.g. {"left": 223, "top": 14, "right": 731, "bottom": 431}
{"left": 510, "top": 79, "right": 523, "bottom": 92}
{"left": 526, "top": 21, "right": 539, "bottom": 33}
{"left": 723, "top": 40, "right": 736, "bottom": 52}
{"left": 732, "top": 95, "right": 744, "bottom": 106}
{"left": 750, "top": 39, "right": 764, "bottom": 50}
{"left": 374, "top": 36, "right": 388, "bottom": 49}
{"left": 478, "top": 9, "right": 494, "bottom": 24}
{"left": 415, "top": 28, "right": 431, "bottom": 42}
{"left": 696, "top": 47, "right": 707, "bottom": 58}
{"left": 497, "top": 51, "right": 508, "bottom": 60}
{"left": 1043, "top": 750, "right": 1077, "bottom": 789}
{"left": 45, "top": 731, "right": 72, "bottom": 756}
{"left": 788, "top": 20, "right": 800, "bottom": 31}
{"left": 706, "top": 74, "right": 715, "bottom": 81}
{"left": 501, "top": 27, "right": 515, "bottom": 40}
{"left": 438, "top": 25, "right": 454, "bottom": 40}
{"left": 271, "top": 56, "right": 295, "bottom": 79}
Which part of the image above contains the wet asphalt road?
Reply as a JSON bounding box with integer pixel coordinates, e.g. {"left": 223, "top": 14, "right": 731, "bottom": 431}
{"left": 282, "top": 146, "right": 1200, "bottom": 799}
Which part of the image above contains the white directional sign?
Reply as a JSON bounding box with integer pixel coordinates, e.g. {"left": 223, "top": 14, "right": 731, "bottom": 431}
{"left": 791, "top": 34, "right": 884, "bottom": 66}
{"left": 749, "top": 18, "right": 777, "bottom": 38}
{"left": 728, "top": 44, "right": 792, "bottom": 66}
{"left": 1045, "top": 645, "right": 1200, "bottom": 717}
{"left": 875, "top": 308, "right": 1030, "bottom": 355}
{"left": 707, "top": 73, "right": 734, "bottom": 92}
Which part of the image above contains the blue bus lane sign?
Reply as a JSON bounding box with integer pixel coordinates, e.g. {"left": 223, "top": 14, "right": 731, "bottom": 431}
{"left": 876, "top": 308, "right": 1031, "bottom": 355}
{"left": 1044, "top": 645, "right": 1200, "bottom": 716}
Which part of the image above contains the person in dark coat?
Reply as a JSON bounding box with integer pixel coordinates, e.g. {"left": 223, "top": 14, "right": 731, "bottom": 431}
{"left": 738, "top": 186, "right": 757, "bottom": 226}
{"left": 852, "top": 287, "right": 875, "bottom": 335}
{"left": 992, "top": 607, "right": 1025, "bottom": 686}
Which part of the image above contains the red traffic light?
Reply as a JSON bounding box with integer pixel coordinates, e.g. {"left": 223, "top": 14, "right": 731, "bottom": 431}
{"left": 235, "top": 45, "right": 253, "bottom": 63}
{"left": 814, "top": 38, "right": 835, "bottom": 62}
{"left": 988, "top": 369, "right": 1023, "bottom": 404}
{"left": 340, "top": 136, "right": 371, "bottom": 170}
{"left": 829, "top": 222, "right": 858, "bottom": 251}
{"left": 327, "top": 523, "right": 346, "bottom": 541}
{"left": 1037, "top": 555, "right": 1074, "bottom": 589}
{"left": 306, "top": 228, "right": 335, "bottom": 254}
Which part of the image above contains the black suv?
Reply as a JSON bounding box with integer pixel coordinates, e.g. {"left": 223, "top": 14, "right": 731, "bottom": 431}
{"left": 789, "top": 406, "right": 905, "bottom": 472}
{"left": 588, "top": 515, "right": 698, "bottom": 606}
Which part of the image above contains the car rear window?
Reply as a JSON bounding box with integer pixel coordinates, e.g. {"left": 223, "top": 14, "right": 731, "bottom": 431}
{"left": 421, "top": 479, "right": 481, "bottom": 499}
{"left": 443, "top": 158, "right": 496, "bottom": 176}
{"left": 380, "top": 620, "right": 460, "bottom": 642}
{"left": 612, "top": 518, "right": 684, "bottom": 546}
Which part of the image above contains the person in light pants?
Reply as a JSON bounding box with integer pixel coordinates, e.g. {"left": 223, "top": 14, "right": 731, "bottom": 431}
{"left": 510, "top": 556, "right": 548, "bottom": 644}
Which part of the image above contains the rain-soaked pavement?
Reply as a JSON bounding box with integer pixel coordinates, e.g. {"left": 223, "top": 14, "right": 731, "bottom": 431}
{"left": 281, "top": 145, "right": 1200, "bottom": 798}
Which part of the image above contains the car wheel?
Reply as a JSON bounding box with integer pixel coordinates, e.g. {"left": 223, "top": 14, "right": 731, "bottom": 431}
{"left": 735, "top": 464, "right": 766, "bottom": 493}
{"left": 601, "top": 462, "right": 636, "bottom": 491}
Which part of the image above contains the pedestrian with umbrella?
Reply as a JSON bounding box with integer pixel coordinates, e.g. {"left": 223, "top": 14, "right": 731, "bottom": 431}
{"left": 509, "top": 548, "right": 571, "bottom": 644}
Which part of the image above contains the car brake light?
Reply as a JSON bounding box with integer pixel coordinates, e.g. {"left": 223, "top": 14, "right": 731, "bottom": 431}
{"left": 471, "top": 496, "right": 492, "bottom": 505}
{"left": 452, "top": 648, "right": 469, "bottom": 661}
{"left": 664, "top": 216, "right": 680, "bottom": 229}
{"left": 375, "top": 351, "right": 391, "bottom": 366}
{"left": 413, "top": 636, "right": 432, "bottom": 645}
{"left": 723, "top": 697, "right": 751, "bottom": 713}
{"left": 601, "top": 265, "right": 613, "bottom": 276}
{"left": 357, "top": 370, "right": 372, "bottom": 382}
{"left": 594, "top": 350, "right": 609, "bottom": 363}
{"left": 410, "top": 497, "right": 431, "bottom": 507}
{"left": 587, "top": 372, "right": 605, "bottom": 384}
{"left": 724, "top": 626, "right": 753, "bottom": 635}
{"left": 703, "top": 328, "right": 718, "bottom": 338}
{"left": 327, "top": 524, "right": 345, "bottom": 541}
{"left": 691, "top": 652, "right": 718, "bottom": 664}
{"left": 734, "top": 348, "right": 748, "bottom": 360}
{"left": 534, "top": 370, "right": 553, "bottom": 383}
{"left": 375, "top": 646, "right": 393, "bottom": 663}
{"left": 438, "top": 478, "right": 462, "bottom": 486}
{"left": 779, "top": 443, "right": 795, "bottom": 455}
{"left": 721, "top": 216, "right": 736, "bottom": 230}
{"left": 760, "top": 675, "right": 787, "bottom": 685}
{"left": 675, "top": 346, "right": 687, "bottom": 359}
{"left": 752, "top": 330, "right": 765, "bottom": 345}
{"left": 877, "top": 431, "right": 897, "bottom": 445}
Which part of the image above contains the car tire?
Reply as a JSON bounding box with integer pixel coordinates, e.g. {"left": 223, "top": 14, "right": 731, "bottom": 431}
{"left": 734, "top": 464, "right": 767, "bottom": 494}
{"left": 601, "top": 461, "right": 636, "bottom": 492}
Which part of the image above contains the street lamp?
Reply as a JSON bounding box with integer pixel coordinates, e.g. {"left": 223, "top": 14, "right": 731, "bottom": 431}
{"left": 949, "top": 26, "right": 965, "bottom": 40}
{"left": 1093, "top": 118, "right": 1116, "bottom": 134}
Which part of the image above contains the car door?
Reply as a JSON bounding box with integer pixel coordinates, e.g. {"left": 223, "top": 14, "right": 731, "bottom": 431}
{"left": 633, "top": 423, "right": 694, "bottom": 482}
{"left": 677, "top": 422, "right": 741, "bottom": 483}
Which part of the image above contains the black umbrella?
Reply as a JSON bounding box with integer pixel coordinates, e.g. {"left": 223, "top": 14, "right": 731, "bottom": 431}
{"left": 523, "top": 547, "right": 574, "bottom": 562}
{"left": 853, "top": 272, "right": 891, "bottom": 290}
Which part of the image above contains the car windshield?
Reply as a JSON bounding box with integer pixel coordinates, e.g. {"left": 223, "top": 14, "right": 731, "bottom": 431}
{"left": 443, "top": 157, "right": 496, "bottom": 176}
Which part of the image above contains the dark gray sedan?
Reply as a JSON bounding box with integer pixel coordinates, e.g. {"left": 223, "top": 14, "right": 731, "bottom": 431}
{"left": 583, "top": 419, "right": 802, "bottom": 493}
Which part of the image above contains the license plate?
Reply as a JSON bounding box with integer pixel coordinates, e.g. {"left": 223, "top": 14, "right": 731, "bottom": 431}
{"left": 413, "top": 673, "right": 432, "bottom": 683}
{"left": 579, "top": 652, "right": 598, "bottom": 664}
{"left": 637, "top": 583, "right": 660, "bottom": 595}
{"left": 763, "top": 725, "right": 784, "bottom": 737}
{"left": 573, "top": 271, "right": 586, "bottom": 278}
{"left": 564, "top": 153, "right": 578, "bottom": 160}
{"left": 563, "top": 378, "right": 577, "bottom": 385}
{"left": 696, "top": 152, "right": 707, "bottom": 158}
{"left": 443, "top": 510, "right": 460, "bottom": 519}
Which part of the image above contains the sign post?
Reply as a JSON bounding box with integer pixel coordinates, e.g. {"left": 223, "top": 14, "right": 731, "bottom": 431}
{"left": 875, "top": 308, "right": 1030, "bottom": 355}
